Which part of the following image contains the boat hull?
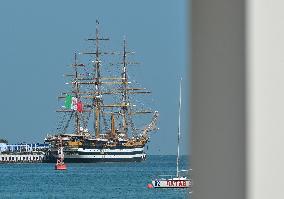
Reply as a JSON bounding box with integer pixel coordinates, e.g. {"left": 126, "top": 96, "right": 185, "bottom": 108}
{"left": 47, "top": 157, "right": 145, "bottom": 163}
{"left": 44, "top": 147, "right": 146, "bottom": 163}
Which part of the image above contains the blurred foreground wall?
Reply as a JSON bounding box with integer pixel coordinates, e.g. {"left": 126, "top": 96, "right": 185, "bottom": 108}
{"left": 191, "top": 0, "right": 284, "bottom": 199}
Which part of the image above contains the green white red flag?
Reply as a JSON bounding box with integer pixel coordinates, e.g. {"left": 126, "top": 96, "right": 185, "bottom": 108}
{"left": 65, "top": 95, "right": 83, "bottom": 112}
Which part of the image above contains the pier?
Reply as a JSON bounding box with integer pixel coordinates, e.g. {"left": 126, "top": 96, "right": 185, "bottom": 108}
{"left": 0, "top": 154, "right": 45, "bottom": 163}
{"left": 1, "top": 143, "right": 49, "bottom": 153}
{"left": 0, "top": 143, "right": 49, "bottom": 163}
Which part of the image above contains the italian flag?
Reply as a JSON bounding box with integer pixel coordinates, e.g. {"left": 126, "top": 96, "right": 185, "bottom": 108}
{"left": 65, "top": 95, "right": 83, "bottom": 112}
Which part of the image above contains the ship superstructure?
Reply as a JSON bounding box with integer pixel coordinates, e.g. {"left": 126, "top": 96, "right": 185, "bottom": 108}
{"left": 44, "top": 21, "right": 159, "bottom": 163}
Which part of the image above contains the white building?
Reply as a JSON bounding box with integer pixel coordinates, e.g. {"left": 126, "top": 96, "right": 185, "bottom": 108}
{"left": 0, "top": 143, "right": 8, "bottom": 152}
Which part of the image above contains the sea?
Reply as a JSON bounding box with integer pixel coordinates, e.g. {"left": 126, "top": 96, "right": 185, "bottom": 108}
{"left": 0, "top": 155, "right": 190, "bottom": 199}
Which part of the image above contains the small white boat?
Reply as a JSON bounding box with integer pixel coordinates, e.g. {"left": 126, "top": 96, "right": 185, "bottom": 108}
{"left": 152, "top": 170, "right": 192, "bottom": 188}
{"left": 150, "top": 78, "right": 192, "bottom": 189}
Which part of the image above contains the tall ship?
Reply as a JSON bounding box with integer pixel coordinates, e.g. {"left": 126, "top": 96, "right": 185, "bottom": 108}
{"left": 44, "top": 21, "right": 159, "bottom": 163}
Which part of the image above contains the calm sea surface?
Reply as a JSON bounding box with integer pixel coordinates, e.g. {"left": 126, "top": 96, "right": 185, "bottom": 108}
{"left": 0, "top": 155, "right": 190, "bottom": 199}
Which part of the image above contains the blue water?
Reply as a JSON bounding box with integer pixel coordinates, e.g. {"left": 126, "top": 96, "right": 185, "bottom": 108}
{"left": 0, "top": 155, "right": 190, "bottom": 199}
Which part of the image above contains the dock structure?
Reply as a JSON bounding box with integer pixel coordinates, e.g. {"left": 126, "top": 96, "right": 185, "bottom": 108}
{"left": 2, "top": 143, "right": 49, "bottom": 153}
{"left": 0, "top": 143, "right": 49, "bottom": 153}
{"left": 0, "top": 143, "right": 49, "bottom": 163}
{"left": 0, "top": 154, "right": 45, "bottom": 163}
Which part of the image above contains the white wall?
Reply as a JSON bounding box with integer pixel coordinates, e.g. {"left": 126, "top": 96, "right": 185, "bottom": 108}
{"left": 192, "top": 0, "right": 284, "bottom": 198}
{"left": 247, "top": 1, "right": 284, "bottom": 198}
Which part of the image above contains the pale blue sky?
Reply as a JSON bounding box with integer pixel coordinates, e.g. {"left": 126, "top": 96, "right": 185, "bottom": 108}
{"left": 0, "top": 0, "right": 189, "bottom": 155}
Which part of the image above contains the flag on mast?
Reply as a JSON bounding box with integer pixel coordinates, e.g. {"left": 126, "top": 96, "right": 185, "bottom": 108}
{"left": 65, "top": 95, "right": 83, "bottom": 112}
{"left": 65, "top": 95, "right": 72, "bottom": 109}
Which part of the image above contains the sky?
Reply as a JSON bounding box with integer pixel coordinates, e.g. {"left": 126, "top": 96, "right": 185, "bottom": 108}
{"left": 0, "top": 0, "right": 189, "bottom": 155}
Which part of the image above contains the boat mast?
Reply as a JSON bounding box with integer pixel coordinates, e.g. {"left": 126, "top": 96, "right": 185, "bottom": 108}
{"left": 56, "top": 53, "right": 83, "bottom": 134}
{"left": 177, "top": 78, "right": 182, "bottom": 177}
{"left": 73, "top": 53, "right": 80, "bottom": 134}
{"left": 94, "top": 20, "right": 101, "bottom": 138}
{"left": 121, "top": 38, "right": 128, "bottom": 135}
{"left": 119, "top": 38, "right": 144, "bottom": 138}
{"left": 85, "top": 20, "right": 109, "bottom": 138}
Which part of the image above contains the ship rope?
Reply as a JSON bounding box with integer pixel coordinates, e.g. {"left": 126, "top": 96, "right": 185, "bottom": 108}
{"left": 56, "top": 113, "right": 68, "bottom": 133}
{"left": 86, "top": 110, "right": 92, "bottom": 129}
{"left": 101, "top": 105, "right": 109, "bottom": 133}
{"left": 78, "top": 112, "right": 84, "bottom": 132}
{"left": 80, "top": 64, "right": 93, "bottom": 132}
{"left": 80, "top": 111, "right": 91, "bottom": 131}
{"left": 127, "top": 104, "right": 138, "bottom": 137}
{"left": 63, "top": 111, "right": 74, "bottom": 133}
{"left": 141, "top": 111, "right": 159, "bottom": 137}
{"left": 129, "top": 117, "right": 137, "bottom": 137}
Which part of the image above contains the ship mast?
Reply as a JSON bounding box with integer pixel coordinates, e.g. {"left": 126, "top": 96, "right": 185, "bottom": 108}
{"left": 177, "top": 78, "right": 182, "bottom": 177}
{"left": 94, "top": 20, "right": 101, "bottom": 138}
{"left": 56, "top": 52, "right": 84, "bottom": 134}
{"left": 73, "top": 53, "right": 80, "bottom": 134}
{"left": 116, "top": 37, "right": 160, "bottom": 139}
{"left": 86, "top": 20, "right": 109, "bottom": 138}
{"left": 121, "top": 38, "right": 128, "bottom": 135}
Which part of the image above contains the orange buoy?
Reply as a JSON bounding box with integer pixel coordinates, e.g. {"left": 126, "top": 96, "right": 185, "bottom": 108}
{"left": 147, "top": 183, "right": 153, "bottom": 189}
{"left": 55, "top": 136, "right": 67, "bottom": 170}
{"left": 55, "top": 162, "right": 67, "bottom": 170}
